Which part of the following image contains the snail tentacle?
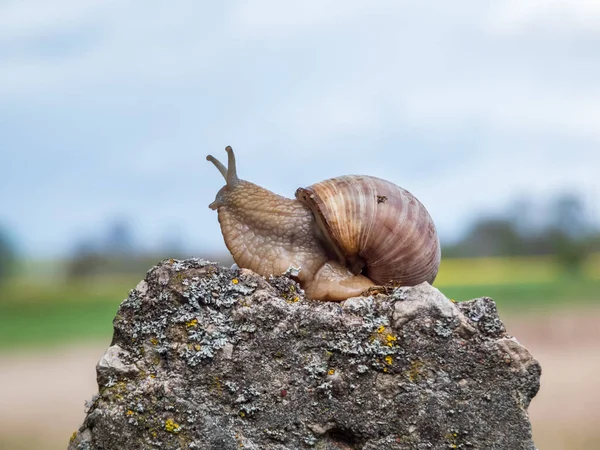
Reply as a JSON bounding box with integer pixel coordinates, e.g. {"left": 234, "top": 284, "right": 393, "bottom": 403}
{"left": 206, "top": 145, "right": 240, "bottom": 187}
{"left": 206, "top": 155, "right": 228, "bottom": 179}
{"left": 224, "top": 146, "right": 239, "bottom": 186}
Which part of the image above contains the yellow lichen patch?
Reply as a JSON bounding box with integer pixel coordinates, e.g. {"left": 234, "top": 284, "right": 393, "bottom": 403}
{"left": 150, "top": 337, "right": 158, "bottom": 345}
{"left": 450, "top": 298, "right": 456, "bottom": 303}
{"left": 444, "top": 431, "right": 459, "bottom": 448}
{"left": 386, "top": 334, "right": 397, "bottom": 346}
{"left": 377, "top": 325, "right": 385, "bottom": 333}
{"left": 235, "top": 433, "right": 245, "bottom": 448}
{"left": 385, "top": 356, "right": 393, "bottom": 365}
{"left": 328, "top": 368, "right": 335, "bottom": 375}
{"left": 232, "top": 278, "right": 239, "bottom": 284}
{"left": 164, "top": 419, "right": 181, "bottom": 434}
{"left": 194, "top": 344, "right": 201, "bottom": 351}
{"left": 126, "top": 409, "right": 134, "bottom": 416}
{"left": 69, "top": 431, "right": 77, "bottom": 443}
{"left": 186, "top": 318, "right": 198, "bottom": 328}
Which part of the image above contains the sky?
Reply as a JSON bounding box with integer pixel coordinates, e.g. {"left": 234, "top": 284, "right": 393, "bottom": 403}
{"left": 0, "top": 0, "right": 599, "bottom": 258}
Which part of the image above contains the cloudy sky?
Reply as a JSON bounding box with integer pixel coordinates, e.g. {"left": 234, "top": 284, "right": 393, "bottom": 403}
{"left": 0, "top": 0, "right": 598, "bottom": 258}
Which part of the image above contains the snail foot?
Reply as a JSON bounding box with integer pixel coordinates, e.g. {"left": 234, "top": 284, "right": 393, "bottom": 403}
{"left": 361, "top": 283, "right": 401, "bottom": 297}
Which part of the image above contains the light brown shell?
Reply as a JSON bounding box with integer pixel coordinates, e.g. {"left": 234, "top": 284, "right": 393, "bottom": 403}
{"left": 295, "top": 175, "right": 441, "bottom": 286}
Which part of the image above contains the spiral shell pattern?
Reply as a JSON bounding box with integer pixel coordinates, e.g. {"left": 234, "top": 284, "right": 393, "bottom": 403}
{"left": 295, "top": 175, "right": 441, "bottom": 286}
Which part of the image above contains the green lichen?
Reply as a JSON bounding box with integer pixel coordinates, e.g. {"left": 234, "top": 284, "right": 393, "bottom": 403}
{"left": 407, "top": 360, "right": 425, "bottom": 382}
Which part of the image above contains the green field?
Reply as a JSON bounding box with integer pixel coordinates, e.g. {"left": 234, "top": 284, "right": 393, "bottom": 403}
{"left": 1, "top": 256, "right": 599, "bottom": 352}
{"left": 0, "top": 277, "right": 137, "bottom": 351}
{"left": 439, "top": 277, "right": 599, "bottom": 311}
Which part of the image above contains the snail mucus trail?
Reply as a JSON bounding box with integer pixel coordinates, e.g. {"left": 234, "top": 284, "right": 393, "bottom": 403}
{"left": 206, "top": 146, "right": 441, "bottom": 301}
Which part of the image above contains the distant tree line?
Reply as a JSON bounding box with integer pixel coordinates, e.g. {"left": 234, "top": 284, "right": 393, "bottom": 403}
{"left": 0, "top": 192, "right": 597, "bottom": 284}
{"left": 444, "top": 193, "right": 599, "bottom": 272}
{"left": 0, "top": 226, "right": 17, "bottom": 285}
{"left": 64, "top": 219, "right": 232, "bottom": 280}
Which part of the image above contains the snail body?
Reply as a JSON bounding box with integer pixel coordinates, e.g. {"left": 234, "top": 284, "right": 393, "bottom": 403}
{"left": 207, "top": 146, "right": 441, "bottom": 301}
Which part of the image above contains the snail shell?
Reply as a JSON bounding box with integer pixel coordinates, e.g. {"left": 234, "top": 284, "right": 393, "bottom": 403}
{"left": 295, "top": 175, "right": 441, "bottom": 286}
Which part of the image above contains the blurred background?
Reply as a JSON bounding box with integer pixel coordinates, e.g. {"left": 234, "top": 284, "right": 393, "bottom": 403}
{"left": 0, "top": 1, "right": 598, "bottom": 449}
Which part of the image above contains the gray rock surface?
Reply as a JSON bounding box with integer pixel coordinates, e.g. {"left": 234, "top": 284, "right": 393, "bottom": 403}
{"left": 69, "top": 258, "right": 541, "bottom": 450}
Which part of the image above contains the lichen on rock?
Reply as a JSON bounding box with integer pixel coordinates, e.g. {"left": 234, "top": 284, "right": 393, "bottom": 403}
{"left": 69, "top": 258, "right": 541, "bottom": 450}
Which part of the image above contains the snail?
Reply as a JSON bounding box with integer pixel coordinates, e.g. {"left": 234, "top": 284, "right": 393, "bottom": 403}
{"left": 206, "top": 146, "right": 441, "bottom": 302}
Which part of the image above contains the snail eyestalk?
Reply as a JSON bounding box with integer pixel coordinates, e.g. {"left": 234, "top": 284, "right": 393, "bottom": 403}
{"left": 225, "top": 146, "right": 239, "bottom": 186}
{"left": 206, "top": 155, "right": 228, "bottom": 180}
{"left": 206, "top": 146, "right": 239, "bottom": 187}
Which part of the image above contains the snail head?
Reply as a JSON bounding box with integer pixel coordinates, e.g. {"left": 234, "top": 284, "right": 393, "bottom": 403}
{"left": 206, "top": 146, "right": 241, "bottom": 210}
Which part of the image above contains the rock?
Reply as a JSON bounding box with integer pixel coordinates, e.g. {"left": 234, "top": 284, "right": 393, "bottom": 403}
{"left": 69, "top": 258, "right": 541, "bottom": 450}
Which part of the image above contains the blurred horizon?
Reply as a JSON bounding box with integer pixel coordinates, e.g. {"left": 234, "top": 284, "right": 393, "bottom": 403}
{"left": 3, "top": 188, "right": 599, "bottom": 273}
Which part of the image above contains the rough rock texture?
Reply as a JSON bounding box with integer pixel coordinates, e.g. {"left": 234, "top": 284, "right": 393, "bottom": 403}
{"left": 69, "top": 258, "right": 541, "bottom": 450}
